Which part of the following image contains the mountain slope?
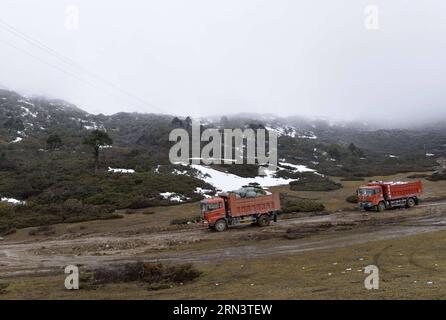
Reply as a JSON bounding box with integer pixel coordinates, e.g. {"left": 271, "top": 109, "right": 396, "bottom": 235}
{"left": 0, "top": 89, "right": 444, "bottom": 233}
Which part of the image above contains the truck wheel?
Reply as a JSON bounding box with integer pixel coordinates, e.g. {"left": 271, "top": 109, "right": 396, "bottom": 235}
{"left": 406, "top": 198, "right": 416, "bottom": 208}
{"left": 257, "top": 214, "right": 271, "bottom": 227}
{"left": 377, "top": 202, "right": 386, "bottom": 212}
{"left": 214, "top": 219, "right": 227, "bottom": 232}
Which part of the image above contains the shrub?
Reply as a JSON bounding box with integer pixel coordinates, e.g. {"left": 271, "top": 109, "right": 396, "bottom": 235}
{"left": 0, "top": 228, "right": 16, "bottom": 237}
{"left": 407, "top": 174, "right": 429, "bottom": 179}
{"left": 346, "top": 195, "right": 358, "bottom": 203}
{"left": 340, "top": 176, "right": 365, "bottom": 181}
{"left": 63, "top": 199, "right": 83, "bottom": 212}
{"left": 89, "top": 262, "right": 201, "bottom": 288}
{"left": 170, "top": 216, "right": 201, "bottom": 225}
{"left": 427, "top": 172, "right": 446, "bottom": 181}
{"left": 28, "top": 225, "right": 56, "bottom": 236}
{"left": 0, "top": 282, "right": 9, "bottom": 294}
{"left": 93, "top": 262, "right": 143, "bottom": 284}
{"left": 281, "top": 196, "right": 325, "bottom": 213}
{"left": 289, "top": 173, "right": 342, "bottom": 191}
{"left": 147, "top": 282, "right": 172, "bottom": 291}
{"left": 218, "top": 164, "right": 260, "bottom": 178}
{"left": 0, "top": 202, "right": 120, "bottom": 232}
{"left": 128, "top": 197, "right": 153, "bottom": 209}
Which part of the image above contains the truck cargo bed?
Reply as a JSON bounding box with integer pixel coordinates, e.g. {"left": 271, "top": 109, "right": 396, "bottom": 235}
{"left": 367, "top": 181, "right": 422, "bottom": 200}
{"left": 226, "top": 192, "right": 281, "bottom": 217}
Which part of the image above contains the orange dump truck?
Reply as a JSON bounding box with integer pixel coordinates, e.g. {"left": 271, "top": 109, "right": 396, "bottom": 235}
{"left": 200, "top": 192, "right": 281, "bottom": 231}
{"left": 357, "top": 180, "right": 422, "bottom": 212}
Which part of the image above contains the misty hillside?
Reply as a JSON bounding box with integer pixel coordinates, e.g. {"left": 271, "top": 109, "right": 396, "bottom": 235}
{"left": 1, "top": 88, "right": 444, "bottom": 173}
{"left": 1, "top": 88, "right": 445, "bottom": 234}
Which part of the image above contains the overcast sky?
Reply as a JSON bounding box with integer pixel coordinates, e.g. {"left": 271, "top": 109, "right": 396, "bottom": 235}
{"left": 1, "top": 0, "right": 446, "bottom": 125}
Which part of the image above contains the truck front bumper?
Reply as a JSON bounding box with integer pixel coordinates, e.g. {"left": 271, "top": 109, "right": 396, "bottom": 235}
{"left": 199, "top": 220, "right": 210, "bottom": 228}
{"left": 359, "top": 202, "right": 374, "bottom": 209}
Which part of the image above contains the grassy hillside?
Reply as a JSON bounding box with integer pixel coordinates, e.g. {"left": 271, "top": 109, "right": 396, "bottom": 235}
{"left": 1, "top": 89, "right": 445, "bottom": 233}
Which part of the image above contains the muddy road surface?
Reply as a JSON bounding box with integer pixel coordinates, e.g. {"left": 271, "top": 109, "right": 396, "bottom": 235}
{"left": 1, "top": 200, "right": 446, "bottom": 277}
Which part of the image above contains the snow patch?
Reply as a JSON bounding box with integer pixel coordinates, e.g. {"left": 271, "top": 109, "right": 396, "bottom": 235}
{"left": 10, "top": 137, "right": 23, "bottom": 143}
{"left": 297, "top": 131, "right": 318, "bottom": 139}
{"left": 278, "top": 162, "right": 315, "bottom": 173}
{"left": 108, "top": 167, "right": 135, "bottom": 173}
{"left": 191, "top": 165, "right": 292, "bottom": 191}
{"left": 1, "top": 197, "right": 25, "bottom": 205}
{"left": 194, "top": 187, "right": 214, "bottom": 198}
{"left": 160, "top": 192, "right": 190, "bottom": 202}
{"left": 18, "top": 99, "right": 34, "bottom": 107}
{"left": 265, "top": 125, "right": 297, "bottom": 138}
{"left": 84, "top": 125, "right": 99, "bottom": 130}
{"left": 172, "top": 168, "right": 188, "bottom": 175}
{"left": 20, "top": 106, "right": 38, "bottom": 118}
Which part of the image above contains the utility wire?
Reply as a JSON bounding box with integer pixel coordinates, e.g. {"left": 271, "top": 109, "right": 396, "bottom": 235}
{"left": 0, "top": 18, "right": 164, "bottom": 113}
{"left": 0, "top": 37, "right": 134, "bottom": 107}
{"left": 0, "top": 36, "right": 169, "bottom": 116}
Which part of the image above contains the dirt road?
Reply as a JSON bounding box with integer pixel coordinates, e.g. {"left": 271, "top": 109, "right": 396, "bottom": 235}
{"left": 1, "top": 200, "right": 446, "bottom": 278}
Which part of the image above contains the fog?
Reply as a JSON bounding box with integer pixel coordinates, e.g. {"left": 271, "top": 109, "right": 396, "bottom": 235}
{"left": 1, "top": 0, "right": 446, "bottom": 126}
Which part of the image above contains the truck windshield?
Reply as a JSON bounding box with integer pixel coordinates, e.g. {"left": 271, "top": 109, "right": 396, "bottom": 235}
{"left": 207, "top": 202, "right": 221, "bottom": 211}
{"left": 358, "top": 188, "right": 377, "bottom": 196}
{"left": 200, "top": 203, "right": 207, "bottom": 214}
{"left": 201, "top": 202, "right": 221, "bottom": 213}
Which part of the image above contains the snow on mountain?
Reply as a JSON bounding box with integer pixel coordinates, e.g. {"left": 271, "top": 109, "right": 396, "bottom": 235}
{"left": 160, "top": 192, "right": 190, "bottom": 202}
{"left": 194, "top": 187, "right": 214, "bottom": 198}
{"left": 1, "top": 197, "right": 25, "bottom": 205}
{"left": 278, "top": 161, "right": 315, "bottom": 173}
{"left": 190, "top": 164, "right": 290, "bottom": 191}
{"left": 264, "top": 125, "right": 297, "bottom": 138}
{"left": 10, "top": 137, "right": 23, "bottom": 143}
{"left": 190, "top": 162, "right": 315, "bottom": 192}
{"left": 108, "top": 167, "right": 135, "bottom": 173}
{"left": 264, "top": 124, "right": 317, "bottom": 140}
{"left": 297, "top": 131, "right": 318, "bottom": 139}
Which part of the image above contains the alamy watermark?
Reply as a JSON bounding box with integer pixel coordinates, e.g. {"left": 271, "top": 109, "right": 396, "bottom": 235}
{"left": 65, "top": 5, "right": 80, "bottom": 31}
{"left": 364, "top": 5, "right": 379, "bottom": 30}
{"left": 364, "top": 265, "right": 379, "bottom": 290}
{"left": 64, "top": 265, "right": 79, "bottom": 290}
{"left": 169, "top": 121, "right": 277, "bottom": 176}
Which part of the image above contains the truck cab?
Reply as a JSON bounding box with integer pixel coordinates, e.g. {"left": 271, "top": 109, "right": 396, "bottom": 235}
{"left": 357, "top": 180, "right": 422, "bottom": 212}
{"left": 200, "top": 197, "right": 226, "bottom": 228}
{"left": 200, "top": 191, "right": 281, "bottom": 231}
{"left": 357, "top": 186, "right": 384, "bottom": 211}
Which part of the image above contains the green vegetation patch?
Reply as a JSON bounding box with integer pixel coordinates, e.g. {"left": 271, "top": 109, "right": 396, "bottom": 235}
{"left": 427, "top": 171, "right": 446, "bottom": 181}
{"left": 83, "top": 262, "right": 202, "bottom": 290}
{"left": 170, "top": 216, "right": 201, "bottom": 225}
{"left": 346, "top": 195, "right": 358, "bottom": 204}
{"left": 0, "top": 201, "right": 122, "bottom": 232}
{"left": 281, "top": 194, "right": 325, "bottom": 213}
{"left": 0, "top": 282, "right": 9, "bottom": 294}
{"left": 289, "top": 173, "right": 342, "bottom": 191}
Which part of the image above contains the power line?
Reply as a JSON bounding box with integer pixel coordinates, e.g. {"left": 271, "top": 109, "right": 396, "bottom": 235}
{"left": 0, "top": 37, "right": 170, "bottom": 116}
{"left": 0, "top": 18, "right": 165, "bottom": 113}
{"left": 0, "top": 37, "right": 134, "bottom": 107}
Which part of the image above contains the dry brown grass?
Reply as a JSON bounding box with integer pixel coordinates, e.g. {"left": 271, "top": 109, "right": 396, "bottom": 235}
{"left": 3, "top": 229, "right": 446, "bottom": 299}
{"left": 273, "top": 171, "right": 446, "bottom": 212}
{"left": 3, "top": 171, "right": 446, "bottom": 299}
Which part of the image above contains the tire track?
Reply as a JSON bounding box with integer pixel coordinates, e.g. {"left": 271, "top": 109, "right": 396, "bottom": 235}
{"left": 2, "top": 200, "right": 446, "bottom": 277}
